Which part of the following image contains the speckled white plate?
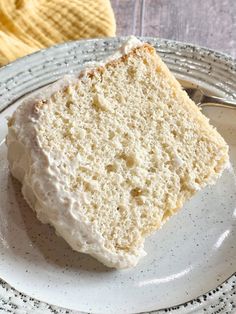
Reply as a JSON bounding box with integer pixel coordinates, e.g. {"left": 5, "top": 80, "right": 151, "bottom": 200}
{"left": 0, "top": 37, "right": 235, "bottom": 314}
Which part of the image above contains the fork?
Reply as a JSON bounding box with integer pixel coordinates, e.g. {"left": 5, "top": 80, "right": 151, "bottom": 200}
{"left": 184, "top": 87, "right": 236, "bottom": 109}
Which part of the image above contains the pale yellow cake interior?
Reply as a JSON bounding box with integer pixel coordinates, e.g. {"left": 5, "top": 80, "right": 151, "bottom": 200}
{"left": 35, "top": 45, "right": 228, "bottom": 256}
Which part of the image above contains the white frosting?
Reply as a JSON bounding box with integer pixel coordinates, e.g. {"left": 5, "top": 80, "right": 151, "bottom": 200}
{"left": 6, "top": 37, "right": 145, "bottom": 269}
{"left": 106, "top": 36, "right": 142, "bottom": 61}
{"left": 81, "top": 36, "right": 142, "bottom": 71}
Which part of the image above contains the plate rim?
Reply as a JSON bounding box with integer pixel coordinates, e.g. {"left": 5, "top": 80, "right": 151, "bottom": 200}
{"left": 0, "top": 35, "right": 235, "bottom": 74}
{"left": 0, "top": 36, "right": 235, "bottom": 314}
{"left": 0, "top": 36, "right": 236, "bottom": 114}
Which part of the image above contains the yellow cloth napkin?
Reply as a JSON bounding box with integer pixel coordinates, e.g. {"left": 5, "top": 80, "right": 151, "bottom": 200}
{"left": 0, "top": 0, "right": 116, "bottom": 65}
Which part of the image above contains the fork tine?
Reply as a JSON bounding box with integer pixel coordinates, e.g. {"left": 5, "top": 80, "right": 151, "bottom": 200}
{"left": 184, "top": 88, "right": 196, "bottom": 98}
{"left": 184, "top": 88, "right": 203, "bottom": 105}
{"left": 181, "top": 83, "right": 236, "bottom": 109}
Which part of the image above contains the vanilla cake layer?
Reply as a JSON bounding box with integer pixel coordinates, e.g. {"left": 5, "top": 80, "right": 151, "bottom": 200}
{"left": 7, "top": 38, "right": 229, "bottom": 268}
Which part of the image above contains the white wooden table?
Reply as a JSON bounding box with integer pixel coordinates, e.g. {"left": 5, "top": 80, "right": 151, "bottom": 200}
{"left": 111, "top": 0, "right": 236, "bottom": 58}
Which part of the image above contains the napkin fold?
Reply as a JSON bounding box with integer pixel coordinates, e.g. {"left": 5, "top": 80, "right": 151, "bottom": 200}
{"left": 0, "top": 0, "right": 116, "bottom": 65}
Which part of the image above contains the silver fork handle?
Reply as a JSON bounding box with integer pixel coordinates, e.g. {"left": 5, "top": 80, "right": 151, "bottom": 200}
{"left": 200, "top": 94, "right": 236, "bottom": 109}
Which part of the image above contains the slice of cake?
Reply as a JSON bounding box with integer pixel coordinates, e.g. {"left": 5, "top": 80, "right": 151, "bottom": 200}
{"left": 6, "top": 37, "right": 229, "bottom": 268}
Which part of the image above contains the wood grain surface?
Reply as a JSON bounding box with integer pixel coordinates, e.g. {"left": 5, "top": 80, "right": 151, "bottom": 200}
{"left": 111, "top": 0, "right": 236, "bottom": 58}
